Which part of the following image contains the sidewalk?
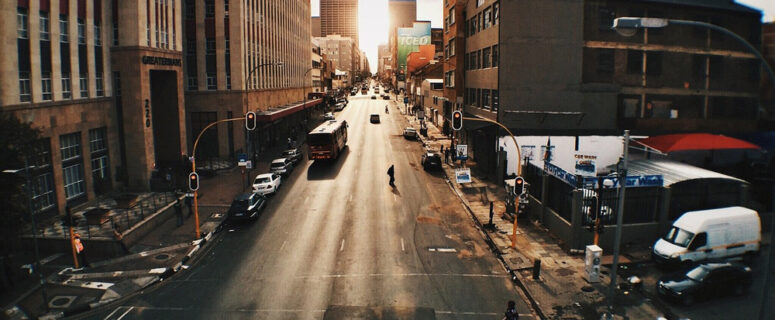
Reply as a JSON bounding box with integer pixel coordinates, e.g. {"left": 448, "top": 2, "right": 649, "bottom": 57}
{"left": 394, "top": 99, "right": 666, "bottom": 320}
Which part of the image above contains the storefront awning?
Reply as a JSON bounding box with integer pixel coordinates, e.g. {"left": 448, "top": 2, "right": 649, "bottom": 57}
{"left": 256, "top": 98, "right": 322, "bottom": 122}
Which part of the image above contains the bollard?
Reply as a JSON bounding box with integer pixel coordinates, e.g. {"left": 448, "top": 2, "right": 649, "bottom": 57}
{"left": 533, "top": 259, "right": 541, "bottom": 280}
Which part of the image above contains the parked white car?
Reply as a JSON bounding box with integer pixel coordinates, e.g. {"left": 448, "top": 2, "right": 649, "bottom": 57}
{"left": 270, "top": 158, "right": 294, "bottom": 176}
{"left": 252, "top": 173, "right": 282, "bottom": 195}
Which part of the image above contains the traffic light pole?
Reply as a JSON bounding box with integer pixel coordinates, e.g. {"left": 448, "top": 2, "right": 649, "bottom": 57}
{"left": 459, "top": 116, "right": 523, "bottom": 248}
{"left": 190, "top": 116, "right": 246, "bottom": 238}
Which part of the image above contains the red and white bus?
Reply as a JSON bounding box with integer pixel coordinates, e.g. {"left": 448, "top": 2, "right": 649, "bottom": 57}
{"left": 308, "top": 120, "right": 348, "bottom": 160}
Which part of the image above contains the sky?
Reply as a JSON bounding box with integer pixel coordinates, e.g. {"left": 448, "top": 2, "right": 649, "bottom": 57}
{"left": 310, "top": 0, "right": 773, "bottom": 74}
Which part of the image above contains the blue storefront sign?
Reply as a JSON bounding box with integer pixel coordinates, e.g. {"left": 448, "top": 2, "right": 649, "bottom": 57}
{"left": 545, "top": 162, "right": 663, "bottom": 188}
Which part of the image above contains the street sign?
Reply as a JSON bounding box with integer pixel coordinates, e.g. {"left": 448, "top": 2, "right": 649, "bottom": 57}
{"left": 245, "top": 160, "right": 252, "bottom": 169}
{"left": 456, "top": 144, "right": 468, "bottom": 160}
{"left": 574, "top": 152, "right": 597, "bottom": 176}
{"left": 455, "top": 168, "right": 471, "bottom": 183}
{"left": 237, "top": 153, "right": 248, "bottom": 162}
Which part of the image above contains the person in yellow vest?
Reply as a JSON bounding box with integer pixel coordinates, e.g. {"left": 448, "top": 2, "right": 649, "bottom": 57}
{"left": 73, "top": 233, "right": 87, "bottom": 268}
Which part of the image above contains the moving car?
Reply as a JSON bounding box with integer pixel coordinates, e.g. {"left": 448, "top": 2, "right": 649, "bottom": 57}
{"left": 421, "top": 152, "right": 442, "bottom": 170}
{"left": 282, "top": 148, "right": 303, "bottom": 165}
{"left": 371, "top": 95, "right": 377, "bottom": 100}
{"left": 252, "top": 173, "right": 281, "bottom": 195}
{"left": 403, "top": 127, "right": 418, "bottom": 139}
{"left": 227, "top": 193, "right": 266, "bottom": 222}
{"left": 652, "top": 206, "right": 760, "bottom": 266}
{"left": 370, "top": 113, "right": 380, "bottom": 123}
{"left": 323, "top": 112, "right": 335, "bottom": 120}
{"left": 382, "top": 95, "right": 390, "bottom": 100}
{"left": 656, "top": 261, "right": 752, "bottom": 305}
{"left": 270, "top": 158, "right": 294, "bottom": 176}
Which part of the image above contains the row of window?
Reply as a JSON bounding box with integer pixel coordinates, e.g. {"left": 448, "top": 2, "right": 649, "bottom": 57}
{"left": 467, "top": 1, "right": 499, "bottom": 37}
{"left": 465, "top": 88, "right": 499, "bottom": 112}
{"left": 19, "top": 11, "right": 95, "bottom": 45}
{"left": 465, "top": 45, "right": 499, "bottom": 71}
{"left": 592, "top": 49, "right": 757, "bottom": 81}
{"left": 20, "top": 72, "right": 104, "bottom": 102}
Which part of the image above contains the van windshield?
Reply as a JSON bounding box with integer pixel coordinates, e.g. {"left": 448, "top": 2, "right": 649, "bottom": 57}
{"left": 663, "top": 226, "right": 695, "bottom": 248}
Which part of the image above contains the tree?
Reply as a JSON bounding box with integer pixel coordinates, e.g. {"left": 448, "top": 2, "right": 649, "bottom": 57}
{"left": 0, "top": 113, "right": 42, "bottom": 255}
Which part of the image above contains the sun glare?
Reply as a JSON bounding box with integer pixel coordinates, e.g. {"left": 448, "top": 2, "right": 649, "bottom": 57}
{"left": 359, "top": 0, "right": 388, "bottom": 73}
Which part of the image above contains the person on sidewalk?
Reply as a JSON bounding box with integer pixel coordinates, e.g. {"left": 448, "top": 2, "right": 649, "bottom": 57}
{"left": 387, "top": 164, "right": 395, "bottom": 187}
{"left": 503, "top": 300, "right": 518, "bottom": 320}
{"left": 444, "top": 148, "right": 450, "bottom": 164}
{"left": 74, "top": 233, "right": 87, "bottom": 268}
{"left": 112, "top": 223, "right": 130, "bottom": 253}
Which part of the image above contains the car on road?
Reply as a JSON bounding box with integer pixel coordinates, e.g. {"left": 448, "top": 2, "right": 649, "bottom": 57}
{"left": 370, "top": 113, "right": 380, "bottom": 123}
{"left": 252, "top": 173, "right": 282, "bottom": 195}
{"left": 403, "top": 127, "right": 418, "bottom": 139}
{"left": 323, "top": 112, "right": 335, "bottom": 120}
{"left": 282, "top": 148, "right": 303, "bottom": 165}
{"left": 334, "top": 102, "right": 346, "bottom": 111}
{"left": 656, "top": 261, "right": 752, "bottom": 306}
{"left": 270, "top": 158, "right": 294, "bottom": 176}
{"left": 421, "top": 152, "right": 442, "bottom": 170}
{"left": 227, "top": 193, "right": 266, "bottom": 222}
{"left": 382, "top": 95, "right": 390, "bottom": 100}
{"left": 371, "top": 95, "right": 377, "bottom": 100}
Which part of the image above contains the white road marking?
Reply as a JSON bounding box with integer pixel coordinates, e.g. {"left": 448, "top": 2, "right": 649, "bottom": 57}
{"left": 349, "top": 194, "right": 353, "bottom": 202}
{"left": 40, "top": 253, "right": 64, "bottom": 265}
{"left": 437, "top": 248, "right": 457, "bottom": 253}
{"left": 401, "top": 238, "right": 405, "bottom": 252}
{"left": 104, "top": 306, "right": 127, "bottom": 320}
{"left": 116, "top": 306, "right": 134, "bottom": 320}
{"left": 280, "top": 240, "right": 287, "bottom": 251}
{"left": 428, "top": 248, "right": 436, "bottom": 252}
{"left": 340, "top": 239, "right": 345, "bottom": 252}
{"left": 393, "top": 194, "right": 397, "bottom": 202}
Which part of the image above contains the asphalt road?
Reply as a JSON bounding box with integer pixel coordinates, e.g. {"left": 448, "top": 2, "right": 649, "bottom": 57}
{"left": 88, "top": 90, "right": 533, "bottom": 320}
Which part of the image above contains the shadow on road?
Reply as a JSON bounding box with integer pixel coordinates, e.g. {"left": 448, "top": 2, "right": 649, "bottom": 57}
{"left": 306, "top": 146, "right": 350, "bottom": 180}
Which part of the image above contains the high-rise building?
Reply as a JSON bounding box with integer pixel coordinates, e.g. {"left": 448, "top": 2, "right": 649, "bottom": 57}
{"left": 0, "top": 0, "right": 315, "bottom": 216}
{"left": 388, "top": 0, "right": 416, "bottom": 35}
{"left": 314, "top": 35, "right": 360, "bottom": 86}
{"left": 319, "top": 0, "right": 358, "bottom": 46}
{"left": 311, "top": 16, "right": 321, "bottom": 37}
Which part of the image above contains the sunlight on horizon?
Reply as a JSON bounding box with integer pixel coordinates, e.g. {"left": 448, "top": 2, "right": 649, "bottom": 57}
{"left": 359, "top": 0, "right": 388, "bottom": 74}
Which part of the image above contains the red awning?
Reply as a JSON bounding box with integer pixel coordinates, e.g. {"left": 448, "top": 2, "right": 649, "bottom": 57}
{"left": 636, "top": 133, "right": 761, "bottom": 153}
{"left": 255, "top": 98, "right": 322, "bottom": 122}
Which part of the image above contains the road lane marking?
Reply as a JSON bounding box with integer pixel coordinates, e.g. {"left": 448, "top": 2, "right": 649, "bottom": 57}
{"left": 116, "top": 306, "right": 134, "bottom": 320}
{"left": 393, "top": 194, "right": 397, "bottom": 202}
{"left": 349, "top": 194, "right": 353, "bottom": 202}
{"left": 340, "top": 239, "right": 345, "bottom": 252}
{"left": 280, "top": 240, "right": 287, "bottom": 251}
{"left": 437, "top": 248, "right": 457, "bottom": 253}
{"left": 401, "top": 238, "right": 405, "bottom": 252}
{"left": 104, "top": 306, "right": 127, "bottom": 320}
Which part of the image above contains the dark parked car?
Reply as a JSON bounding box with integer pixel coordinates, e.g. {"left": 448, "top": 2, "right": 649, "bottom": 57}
{"left": 656, "top": 261, "right": 752, "bottom": 305}
{"left": 227, "top": 193, "right": 266, "bottom": 222}
{"left": 422, "top": 152, "right": 442, "bottom": 170}
{"left": 371, "top": 95, "right": 377, "bottom": 100}
{"left": 282, "top": 148, "right": 303, "bottom": 165}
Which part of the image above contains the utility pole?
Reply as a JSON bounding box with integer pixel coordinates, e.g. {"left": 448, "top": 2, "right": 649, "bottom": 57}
{"left": 605, "top": 130, "right": 629, "bottom": 319}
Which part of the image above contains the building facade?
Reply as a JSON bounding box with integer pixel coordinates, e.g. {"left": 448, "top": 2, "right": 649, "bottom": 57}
{"left": 314, "top": 34, "right": 358, "bottom": 86}
{"left": 311, "top": 16, "right": 321, "bottom": 37}
{"left": 319, "top": 0, "right": 357, "bottom": 46}
{"left": 442, "top": 0, "right": 465, "bottom": 135}
{"left": 388, "top": 0, "right": 416, "bottom": 89}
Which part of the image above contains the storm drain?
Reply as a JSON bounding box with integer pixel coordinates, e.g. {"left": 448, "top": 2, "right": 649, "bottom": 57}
{"left": 154, "top": 253, "right": 171, "bottom": 261}
{"left": 49, "top": 295, "right": 77, "bottom": 309}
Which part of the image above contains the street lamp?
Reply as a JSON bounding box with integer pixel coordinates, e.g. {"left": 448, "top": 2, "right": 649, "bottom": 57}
{"left": 612, "top": 17, "right": 775, "bottom": 120}
{"left": 3, "top": 159, "right": 48, "bottom": 312}
{"left": 613, "top": 18, "right": 775, "bottom": 320}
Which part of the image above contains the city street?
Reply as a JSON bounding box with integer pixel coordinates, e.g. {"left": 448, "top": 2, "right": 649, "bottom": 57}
{"left": 86, "top": 90, "right": 533, "bottom": 320}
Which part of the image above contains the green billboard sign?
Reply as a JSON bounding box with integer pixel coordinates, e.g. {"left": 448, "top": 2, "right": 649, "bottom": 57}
{"left": 397, "top": 22, "right": 431, "bottom": 75}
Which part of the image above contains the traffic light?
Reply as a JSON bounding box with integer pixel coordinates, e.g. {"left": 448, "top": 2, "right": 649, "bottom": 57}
{"left": 245, "top": 111, "right": 256, "bottom": 131}
{"left": 188, "top": 172, "right": 200, "bottom": 191}
{"left": 514, "top": 176, "right": 525, "bottom": 196}
{"left": 452, "top": 110, "right": 463, "bottom": 131}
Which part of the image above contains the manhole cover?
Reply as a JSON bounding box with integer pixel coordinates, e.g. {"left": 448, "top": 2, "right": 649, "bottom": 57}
{"left": 155, "top": 254, "right": 171, "bottom": 261}
{"left": 581, "top": 286, "right": 595, "bottom": 292}
{"left": 49, "top": 296, "right": 77, "bottom": 308}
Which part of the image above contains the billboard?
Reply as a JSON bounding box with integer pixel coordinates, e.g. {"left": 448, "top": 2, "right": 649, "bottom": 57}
{"left": 397, "top": 22, "right": 431, "bottom": 75}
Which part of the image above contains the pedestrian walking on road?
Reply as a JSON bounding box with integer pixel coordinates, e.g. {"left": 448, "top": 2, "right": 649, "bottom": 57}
{"left": 440, "top": 144, "right": 444, "bottom": 154}
{"left": 444, "top": 148, "right": 450, "bottom": 164}
{"left": 175, "top": 200, "right": 184, "bottom": 226}
{"left": 503, "top": 300, "right": 518, "bottom": 320}
{"left": 387, "top": 164, "right": 395, "bottom": 187}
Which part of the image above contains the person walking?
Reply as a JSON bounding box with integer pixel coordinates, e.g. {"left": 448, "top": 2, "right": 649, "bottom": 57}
{"left": 175, "top": 200, "right": 184, "bottom": 226}
{"left": 440, "top": 144, "right": 444, "bottom": 154}
{"left": 444, "top": 148, "right": 450, "bottom": 164}
{"left": 503, "top": 300, "right": 518, "bottom": 320}
{"left": 185, "top": 195, "right": 193, "bottom": 218}
{"left": 112, "top": 223, "right": 130, "bottom": 253}
{"left": 387, "top": 164, "right": 395, "bottom": 187}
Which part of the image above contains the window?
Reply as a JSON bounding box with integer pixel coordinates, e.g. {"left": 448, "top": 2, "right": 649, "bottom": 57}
{"left": 482, "top": 89, "right": 490, "bottom": 109}
{"left": 80, "top": 73, "right": 89, "bottom": 97}
{"left": 599, "top": 7, "right": 616, "bottom": 31}
{"left": 62, "top": 73, "right": 72, "bottom": 99}
{"left": 186, "top": 0, "right": 195, "bottom": 18}
{"left": 483, "top": 7, "right": 492, "bottom": 29}
{"left": 19, "top": 72, "right": 31, "bottom": 102}
{"left": 187, "top": 41, "right": 196, "bottom": 54}
{"left": 646, "top": 52, "right": 662, "bottom": 76}
{"left": 709, "top": 55, "right": 723, "bottom": 80}
{"left": 597, "top": 49, "right": 614, "bottom": 74}
{"left": 161, "top": 30, "right": 167, "bottom": 48}
{"left": 447, "top": 7, "right": 455, "bottom": 26}
{"left": 63, "top": 163, "right": 85, "bottom": 200}
{"left": 18, "top": 9, "right": 28, "bottom": 39}
{"left": 445, "top": 70, "right": 455, "bottom": 88}
{"left": 94, "top": 24, "right": 102, "bottom": 46}
{"left": 41, "top": 73, "right": 52, "bottom": 100}
{"left": 91, "top": 155, "right": 109, "bottom": 180}
{"left": 113, "top": 22, "right": 118, "bottom": 46}
{"left": 207, "top": 73, "right": 216, "bottom": 90}
{"left": 493, "top": 2, "right": 499, "bottom": 25}
{"left": 206, "top": 38, "right": 215, "bottom": 54}
{"left": 89, "top": 127, "right": 107, "bottom": 153}
{"left": 147, "top": 26, "right": 150, "bottom": 46}
{"left": 476, "top": 50, "right": 481, "bottom": 69}
{"left": 225, "top": 39, "right": 230, "bottom": 55}
{"left": 187, "top": 76, "right": 198, "bottom": 90}
{"left": 224, "top": 0, "right": 229, "bottom": 15}
{"left": 32, "top": 172, "right": 55, "bottom": 212}
{"left": 492, "top": 90, "right": 499, "bottom": 111}
{"left": 627, "top": 50, "right": 642, "bottom": 74}
{"left": 60, "top": 132, "right": 82, "bottom": 161}
{"left": 77, "top": 20, "right": 86, "bottom": 44}
{"left": 483, "top": 47, "right": 491, "bottom": 68}
{"left": 205, "top": 0, "right": 215, "bottom": 17}
{"left": 96, "top": 73, "right": 104, "bottom": 96}
{"left": 492, "top": 45, "right": 499, "bottom": 67}
{"left": 469, "top": 17, "right": 476, "bottom": 36}
{"left": 477, "top": 12, "right": 482, "bottom": 32}
{"left": 226, "top": 72, "right": 231, "bottom": 90}
{"left": 476, "top": 0, "right": 484, "bottom": 7}
{"left": 113, "top": 72, "right": 122, "bottom": 96}
{"left": 449, "top": 38, "right": 455, "bottom": 56}
{"left": 40, "top": 13, "right": 50, "bottom": 41}
{"left": 60, "top": 16, "right": 69, "bottom": 42}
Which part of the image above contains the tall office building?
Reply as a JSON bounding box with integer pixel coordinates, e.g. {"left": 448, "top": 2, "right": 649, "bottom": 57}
{"left": 388, "top": 0, "right": 416, "bottom": 34}
{"left": 319, "top": 0, "right": 358, "bottom": 46}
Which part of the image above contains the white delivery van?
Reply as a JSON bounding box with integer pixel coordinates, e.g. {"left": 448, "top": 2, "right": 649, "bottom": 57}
{"left": 652, "top": 206, "right": 760, "bottom": 265}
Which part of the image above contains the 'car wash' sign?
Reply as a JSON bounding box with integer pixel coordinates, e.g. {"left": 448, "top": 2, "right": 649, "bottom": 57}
{"left": 142, "top": 56, "right": 182, "bottom": 66}
{"left": 546, "top": 162, "right": 663, "bottom": 188}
